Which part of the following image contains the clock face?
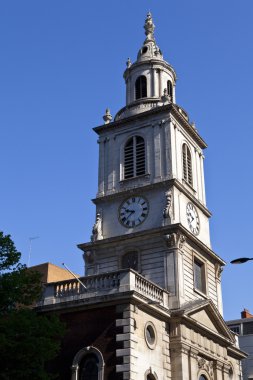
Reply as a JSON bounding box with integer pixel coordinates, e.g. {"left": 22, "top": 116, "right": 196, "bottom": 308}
{"left": 186, "top": 202, "right": 200, "bottom": 235}
{"left": 119, "top": 196, "right": 149, "bottom": 228}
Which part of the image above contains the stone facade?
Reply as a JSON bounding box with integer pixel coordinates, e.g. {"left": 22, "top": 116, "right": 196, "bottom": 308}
{"left": 37, "top": 13, "right": 246, "bottom": 380}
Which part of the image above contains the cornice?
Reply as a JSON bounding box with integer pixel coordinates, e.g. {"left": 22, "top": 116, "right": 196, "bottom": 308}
{"left": 170, "top": 299, "right": 234, "bottom": 344}
{"left": 78, "top": 223, "right": 225, "bottom": 266}
{"left": 93, "top": 178, "right": 211, "bottom": 218}
{"left": 36, "top": 288, "right": 171, "bottom": 320}
{"left": 170, "top": 104, "right": 207, "bottom": 149}
{"left": 123, "top": 58, "right": 177, "bottom": 81}
{"left": 227, "top": 345, "right": 248, "bottom": 360}
{"left": 93, "top": 103, "right": 207, "bottom": 149}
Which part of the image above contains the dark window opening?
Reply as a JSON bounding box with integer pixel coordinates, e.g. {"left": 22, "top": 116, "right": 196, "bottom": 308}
{"left": 122, "top": 251, "right": 138, "bottom": 271}
{"left": 147, "top": 375, "right": 156, "bottom": 380}
{"left": 79, "top": 353, "right": 99, "bottom": 380}
{"left": 135, "top": 75, "right": 147, "bottom": 99}
{"left": 194, "top": 258, "right": 206, "bottom": 294}
{"left": 167, "top": 80, "right": 173, "bottom": 101}
{"left": 229, "top": 325, "right": 240, "bottom": 334}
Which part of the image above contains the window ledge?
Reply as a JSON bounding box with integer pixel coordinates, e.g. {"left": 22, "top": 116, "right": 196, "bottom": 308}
{"left": 182, "top": 179, "right": 196, "bottom": 193}
{"left": 120, "top": 173, "right": 150, "bottom": 185}
{"left": 193, "top": 287, "right": 207, "bottom": 299}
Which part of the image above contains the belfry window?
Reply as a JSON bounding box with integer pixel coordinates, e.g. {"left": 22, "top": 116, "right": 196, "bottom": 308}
{"left": 124, "top": 136, "right": 145, "bottom": 179}
{"left": 135, "top": 75, "right": 147, "bottom": 99}
{"left": 182, "top": 143, "right": 193, "bottom": 186}
{"left": 167, "top": 80, "right": 173, "bottom": 101}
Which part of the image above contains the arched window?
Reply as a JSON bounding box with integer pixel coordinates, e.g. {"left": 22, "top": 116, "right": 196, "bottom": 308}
{"left": 147, "top": 375, "right": 156, "bottom": 380}
{"left": 135, "top": 75, "right": 147, "bottom": 99}
{"left": 182, "top": 143, "right": 193, "bottom": 186}
{"left": 79, "top": 353, "right": 98, "bottom": 380}
{"left": 199, "top": 376, "right": 207, "bottom": 380}
{"left": 71, "top": 346, "right": 104, "bottom": 380}
{"left": 124, "top": 136, "right": 145, "bottom": 179}
{"left": 167, "top": 80, "right": 173, "bottom": 101}
{"left": 122, "top": 251, "right": 139, "bottom": 271}
{"left": 145, "top": 370, "right": 158, "bottom": 380}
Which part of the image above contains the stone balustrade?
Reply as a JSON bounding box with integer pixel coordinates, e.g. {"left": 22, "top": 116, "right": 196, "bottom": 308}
{"left": 39, "top": 269, "right": 169, "bottom": 308}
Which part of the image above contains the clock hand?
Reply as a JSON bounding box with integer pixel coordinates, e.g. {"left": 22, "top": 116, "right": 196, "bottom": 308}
{"left": 126, "top": 210, "right": 135, "bottom": 221}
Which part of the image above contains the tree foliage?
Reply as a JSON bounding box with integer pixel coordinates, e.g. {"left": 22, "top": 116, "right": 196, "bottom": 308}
{"left": 0, "top": 231, "right": 65, "bottom": 379}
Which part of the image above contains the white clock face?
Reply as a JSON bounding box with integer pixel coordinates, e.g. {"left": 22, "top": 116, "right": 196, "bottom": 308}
{"left": 119, "top": 196, "right": 149, "bottom": 228}
{"left": 186, "top": 202, "right": 200, "bottom": 235}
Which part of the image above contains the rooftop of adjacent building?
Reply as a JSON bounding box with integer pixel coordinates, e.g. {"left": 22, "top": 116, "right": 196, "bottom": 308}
{"left": 29, "top": 262, "right": 80, "bottom": 284}
{"left": 226, "top": 309, "right": 253, "bottom": 336}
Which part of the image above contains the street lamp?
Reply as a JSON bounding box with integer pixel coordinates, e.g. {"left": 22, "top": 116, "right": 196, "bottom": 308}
{"left": 230, "top": 257, "right": 253, "bottom": 264}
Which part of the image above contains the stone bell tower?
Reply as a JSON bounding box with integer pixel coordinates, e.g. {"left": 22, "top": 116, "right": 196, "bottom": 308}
{"left": 39, "top": 13, "right": 246, "bottom": 380}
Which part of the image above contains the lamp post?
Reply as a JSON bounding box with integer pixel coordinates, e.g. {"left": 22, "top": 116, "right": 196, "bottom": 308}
{"left": 230, "top": 257, "right": 253, "bottom": 264}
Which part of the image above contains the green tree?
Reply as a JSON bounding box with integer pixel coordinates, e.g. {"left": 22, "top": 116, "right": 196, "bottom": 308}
{"left": 0, "top": 231, "right": 65, "bottom": 379}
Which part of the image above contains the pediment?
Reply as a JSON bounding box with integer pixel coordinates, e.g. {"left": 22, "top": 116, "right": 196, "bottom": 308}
{"left": 191, "top": 309, "right": 219, "bottom": 333}
{"left": 178, "top": 299, "right": 235, "bottom": 342}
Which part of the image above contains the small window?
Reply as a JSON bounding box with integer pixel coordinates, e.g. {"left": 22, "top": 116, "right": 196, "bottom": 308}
{"left": 229, "top": 325, "right": 240, "bottom": 335}
{"left": 199, "top": 376, "right": 207, "bottom": 380}
{"left": 135, "top": 75, "right": 147, "bottom": 99}
{"left": 145, "top": 322, "right": 157, "bottom": 349}
{"left": 194, "top": 258, "right": 206, "bottom": 294}
{"left": 122, "top": 251, "right": 138, "bottom": 271}
{"left": 243, "top": 322, "right": 253, "bottom": 335}
{"left": 182, "top": 143, "right": 193, "bottom": 186}
{"left": 167, "top": 80, "right": 173, "bottom": 101}
{"left": 124, "top": 136, "right": 145, "bottom": 179}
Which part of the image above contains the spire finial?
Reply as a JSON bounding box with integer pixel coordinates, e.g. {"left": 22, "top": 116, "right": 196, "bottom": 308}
{"left": 103, "top": 108, "right": 112, "bottom": 124}
{"left": 144, "top": 12, "right": 155, "bottom": 42}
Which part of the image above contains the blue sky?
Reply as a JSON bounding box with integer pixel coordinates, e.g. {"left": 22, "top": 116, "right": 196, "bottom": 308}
{"left": 1, "top": 0, "right": 253, "bottom": 320}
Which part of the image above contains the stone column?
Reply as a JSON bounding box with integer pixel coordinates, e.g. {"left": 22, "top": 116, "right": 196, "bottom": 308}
{"left": 71, "top": 364, "right": 78, "bottom": 380}
{"left": 170, "top": 342, "right": 191, "bottom": 380}
{"left": 153, "top": 123, "right": 161, "bottom": 179}
{"left": 97, "top": 138, "right": 105, "bottom": 196}
{"left": 199, "top": 153, "right": 206, "bottom": 204}
{"left": 188, "top": 348, "right": 199, "bottom": 380}
{"left": 162, "top": 118, "right": 171, "bottom": 179}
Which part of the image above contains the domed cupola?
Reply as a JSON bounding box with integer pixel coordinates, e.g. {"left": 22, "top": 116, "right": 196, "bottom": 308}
{"left": 115, "top": 13, "right": 177, "bottom": 121}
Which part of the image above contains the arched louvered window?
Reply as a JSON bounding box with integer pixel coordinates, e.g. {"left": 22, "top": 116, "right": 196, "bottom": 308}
{"left": 124, "top": 136, "right": 145, "bottom": 179}
{"left": 135, "top": 75, "right": 147, "bottom": 99}
{"left": 182, "top": 143, "right": 193, "bottom": 186}
{"left": 167, "top": 80, "right": 173, "bottom": 101}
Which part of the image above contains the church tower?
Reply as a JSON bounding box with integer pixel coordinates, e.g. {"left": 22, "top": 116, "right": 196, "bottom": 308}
{"left": 40, "top": 14, "right": 246, "bottom": 380}
{"left": 80, "top": 12, "right": 218, "bottom": 312}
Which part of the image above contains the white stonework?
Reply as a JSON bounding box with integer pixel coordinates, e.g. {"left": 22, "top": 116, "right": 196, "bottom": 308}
{"left": 39, "top": 13, "right": 246, "bottom": 380}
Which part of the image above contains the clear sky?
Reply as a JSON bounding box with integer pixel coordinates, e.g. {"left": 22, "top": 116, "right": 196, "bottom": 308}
{"left": 1, "top": 0, "right": 253, "bottom": 320}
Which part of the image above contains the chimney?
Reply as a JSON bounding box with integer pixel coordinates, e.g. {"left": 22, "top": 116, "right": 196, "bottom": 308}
{"left": 241, "top": 309, "right": 253, "bottom": 319}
